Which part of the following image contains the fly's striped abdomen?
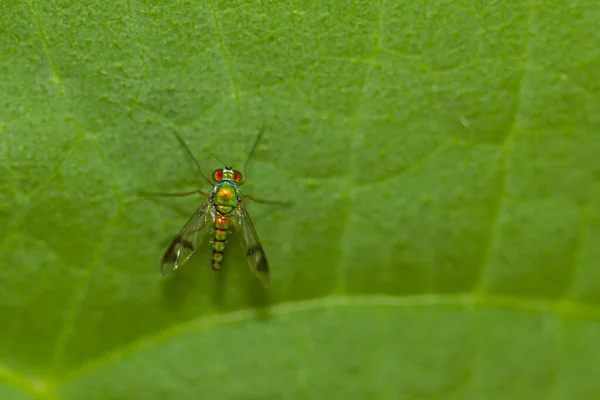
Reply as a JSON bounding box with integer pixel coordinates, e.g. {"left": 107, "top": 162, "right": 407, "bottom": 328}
{"left": 212, "top": 213, "right": 231, "bottom": 270}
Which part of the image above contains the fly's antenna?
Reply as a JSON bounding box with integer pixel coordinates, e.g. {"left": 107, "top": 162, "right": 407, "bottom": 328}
{"left": 242, "top": 124, "right": 266, "bottom": 181}
{"left": 206, "top": 150, "right": 227, "bottom": 167}
{"left": 170, "top": 129, "right": 213, "bottom": 186}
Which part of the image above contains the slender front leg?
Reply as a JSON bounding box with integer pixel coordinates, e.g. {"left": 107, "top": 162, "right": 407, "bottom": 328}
{"left": 139, "top": 189, "right": 210, "bottom": 198}
{"left": 241, "top": 194, "right": 292, "bottom": 206}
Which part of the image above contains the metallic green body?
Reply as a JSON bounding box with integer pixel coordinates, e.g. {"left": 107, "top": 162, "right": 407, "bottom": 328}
{"left": 210, "top": 176, "right": 239, "bottom": 269}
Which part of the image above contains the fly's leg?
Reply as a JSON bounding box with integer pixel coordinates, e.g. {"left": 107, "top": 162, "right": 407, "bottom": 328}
{"left": 139, "top": 189, "right": 210, "bottom": 198}
{"left": 241, "top": 194, "right": 292, "bottom": 206}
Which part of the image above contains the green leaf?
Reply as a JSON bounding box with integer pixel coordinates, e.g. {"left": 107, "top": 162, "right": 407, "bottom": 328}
{"left": 1, "top": 0, "right": 599, "bottom": 399}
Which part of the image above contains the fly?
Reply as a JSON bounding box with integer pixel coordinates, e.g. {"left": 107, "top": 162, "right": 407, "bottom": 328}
{"left": 149, "top": 126, "right": 286, "bottom": 287}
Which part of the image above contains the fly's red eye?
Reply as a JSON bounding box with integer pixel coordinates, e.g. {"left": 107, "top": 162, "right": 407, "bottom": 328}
{"left": 213, "top": 170, "right": 223, "bottom": 182}
{"left": 233, "top": 171, "right": 242, "bottom": 183}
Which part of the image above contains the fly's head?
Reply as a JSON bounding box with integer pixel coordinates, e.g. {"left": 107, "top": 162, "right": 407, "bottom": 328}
{"left": 212, "top": 167, "right": 243, "bottom": 185}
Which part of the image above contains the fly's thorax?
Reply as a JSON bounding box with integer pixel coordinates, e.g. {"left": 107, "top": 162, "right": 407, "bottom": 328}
{"left": 213, "top": 181, "right": 238, "bottom": 214}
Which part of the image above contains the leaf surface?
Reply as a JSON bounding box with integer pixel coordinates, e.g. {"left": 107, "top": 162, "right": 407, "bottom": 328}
{"left": 1, "top": 0, "right": 599, "bottom": 399}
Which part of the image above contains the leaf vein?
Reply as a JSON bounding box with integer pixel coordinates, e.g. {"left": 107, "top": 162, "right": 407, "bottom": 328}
{"left": 57, "top": 293, "right": 600, "bottom": 387}
{"left": 336, "top": 0, "right": 386, "bottom": 293}
{"left": 472, "top": 0, "right": 536, "bottom": 296}
{"left": 208, "top": 1, "right": 241, "bottom": 106}
{"left": 51, "top": 186, "right": 123, "bottom": 372}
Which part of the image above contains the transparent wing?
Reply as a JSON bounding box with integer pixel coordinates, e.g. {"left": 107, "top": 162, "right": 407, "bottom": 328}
{"left": 232, "top": 200, "right": 269, "bottom": 287}
{"left": 161, "top": 200, "right": 214, "bottom": 276}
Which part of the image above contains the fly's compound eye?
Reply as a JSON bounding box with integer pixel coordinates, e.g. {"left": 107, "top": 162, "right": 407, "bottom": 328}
{"left": 212, "top": 169, "right": 224, "bottom": 182}
{"left": 233, "top": 170, "right": 242, "bottom": 183}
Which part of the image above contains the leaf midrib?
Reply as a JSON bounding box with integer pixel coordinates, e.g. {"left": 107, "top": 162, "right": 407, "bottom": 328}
{"left": 1, "top": 292, "right": 598, "bottom": 400}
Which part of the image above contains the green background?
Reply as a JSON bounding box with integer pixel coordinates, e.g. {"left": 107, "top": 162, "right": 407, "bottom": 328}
{"left": 1, "top": 0, "right": 599, "bottom": 398}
